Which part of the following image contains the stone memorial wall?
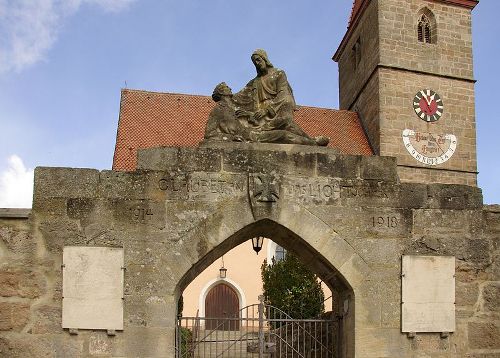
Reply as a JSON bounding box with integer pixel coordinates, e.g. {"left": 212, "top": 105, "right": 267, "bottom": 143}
{"left": 0, "top": 143, "right": 498, "bottom": 357}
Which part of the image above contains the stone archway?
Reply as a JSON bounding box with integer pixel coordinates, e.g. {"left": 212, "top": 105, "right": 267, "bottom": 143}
{"left": 174, "top": 200, "right": 369, "bottom": 358}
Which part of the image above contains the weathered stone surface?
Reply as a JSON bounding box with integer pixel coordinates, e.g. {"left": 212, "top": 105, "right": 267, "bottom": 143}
{"left": 455, "top": 282, "right": 479, "bottom": 307}
{"left": 38, "top": 219, "right": 82, "bottom": 254}
{"left": 88, "top": 332, "right": 124, "bottom": 356}
{"left": 0, "top": 268, "right": 46, "bottom": 298}
{"left": 427, "top": 184, "right": 483, "bottom": 210}
{"left": 397, "top": 183, "right": 428, "bottom": 209}
{"left": 30, "top": 305, "right": 62, "bottom": 334}
{"left": 0, "top": 302, "right": 30, "bottom": 331}
{"left": 482, "top": 283, "right": 500, "bottom": 312}
{"left": 222, "top": 147, "right": 317, "bottom": 175}
{"left": 317, "top": 153, "right": 359, "bottom": 179}
{"left": 360, "top": 156, "right": 398, "bottom": 182}
{"left": 124, "top": 326, "right": 175, "bottom": 357}
{"left": 137, "top": 146, "right": 222, "bottom": 172}
{"left": 34, "top": 167, "right": 99, "bottom": 200}
{"left": 0, "top": 226, "right": 35, "bottom": 254}
{"left": 410, "top": 332, "right": 451, "bottom": 351}
{"left": 0, "top": 336, "right": 53, "bottom": 358}
{"left": 468, "top": 322, "right": 500, "bottom": 349}
{"left": 66, "top": 198, "right": 96, "bottom": 220}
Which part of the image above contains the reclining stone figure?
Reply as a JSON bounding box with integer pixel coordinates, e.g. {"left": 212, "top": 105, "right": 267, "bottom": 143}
{"left": 203, "top": 49, "right": 330, "bottom": 146}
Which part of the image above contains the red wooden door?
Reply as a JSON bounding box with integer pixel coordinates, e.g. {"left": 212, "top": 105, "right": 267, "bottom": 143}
{"left": 205, "top": 283, "right": 240, "bottom": 330}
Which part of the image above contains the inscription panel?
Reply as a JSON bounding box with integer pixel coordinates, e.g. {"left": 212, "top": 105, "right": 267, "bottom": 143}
{"left": 62, "top": 246, "right": 124, "bottom": 330}
{"left": 402, "top": 255, "right": 455, "bottom": 333}
{"left": 158, "top": 172, "right": 246, "bottom": 200}
{"left": 366, "top": 209, "right": 411, "bottom": 237}
{"left": 282, "top": 177, "right": 341, "bottom": 204}
{"left": 110, "top": 199, "right": 165, "bottom": 229}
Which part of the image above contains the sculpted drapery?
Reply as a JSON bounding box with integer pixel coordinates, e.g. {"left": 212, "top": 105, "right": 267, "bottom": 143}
{"left": 203, "top": 49, "right": 329, "bottom": 146}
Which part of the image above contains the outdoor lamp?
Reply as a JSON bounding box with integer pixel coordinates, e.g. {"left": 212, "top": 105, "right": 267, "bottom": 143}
{"left": 251, "top": 236, "right": 264, "bottom": 254}
{"left": 219, "top": 256, "right": 227, "bottom": 278}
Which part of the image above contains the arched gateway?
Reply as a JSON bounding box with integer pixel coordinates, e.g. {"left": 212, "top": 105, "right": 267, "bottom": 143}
{"left": 19, "top": 142, "right": 490, "bottom": 357}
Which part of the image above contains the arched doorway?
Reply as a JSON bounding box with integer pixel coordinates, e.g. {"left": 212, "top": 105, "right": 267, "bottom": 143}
{"left": 204, "top": 282, "right": 239, "bottom": 330}
{"left": 176, "top": 215, "right": 363, "bottom": 358}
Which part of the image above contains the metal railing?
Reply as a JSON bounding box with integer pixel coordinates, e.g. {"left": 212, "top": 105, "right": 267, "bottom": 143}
{"left": 176, "top": 296, "right": 339, "bottom": 357}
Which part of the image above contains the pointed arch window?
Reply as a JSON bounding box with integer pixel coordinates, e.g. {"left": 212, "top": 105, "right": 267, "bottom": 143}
{"left": 417, "top": 8, "right": 437, "bottom": 44}
{"left": 418, "top": 15, "right": 432, "bottom": 43}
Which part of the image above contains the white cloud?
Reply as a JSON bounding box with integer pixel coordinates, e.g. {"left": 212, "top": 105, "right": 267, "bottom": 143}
{"left": 0, "top": 0, "right": 135, "bottom": 73}
{"left": 0, "top": 155, "right": 34, "bottom": 208}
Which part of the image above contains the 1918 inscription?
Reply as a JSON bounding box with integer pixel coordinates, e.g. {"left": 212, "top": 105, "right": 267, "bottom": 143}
{"left": 371, "top": 216, "right": 398, "bottom": 228}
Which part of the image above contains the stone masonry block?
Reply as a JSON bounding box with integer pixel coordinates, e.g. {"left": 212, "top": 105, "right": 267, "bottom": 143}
{"left": 468, "top": 322, "right": 500, "bottom": 349}
{"left": 30, "top": 305, "right": 62, "bottom": 334}
{"left": 360, "top": 155, "right": 398, "bottom": 182}
{"left": 317, "top": 153, "right": 360, "bottom": 179}
{"left": 397, "top": 183, "right": 428, "bottom": 208}
{"left": 0, "top": 268, "right": 47, "bottom": 298}
{"left": 427, "top": 184, "right": 483, "bottom": 210}
{"left": 137, "top": 147, "right": 222, "bottom": 172}
{"left": 482, "top": 283, "right": 500, "bottom": 312}
{"left": 223, "top": 147, "right": 314, "bottom": 175}
{"left": 0, "top": 302, "right": 30, "bottom": 331}
{"left": 33, "top": 167, "right": 99, "bottom": 201}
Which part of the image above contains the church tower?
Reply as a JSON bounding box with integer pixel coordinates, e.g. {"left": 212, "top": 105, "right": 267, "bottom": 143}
{"left": 334, "top": 0, "right": 479, "bottom": 186}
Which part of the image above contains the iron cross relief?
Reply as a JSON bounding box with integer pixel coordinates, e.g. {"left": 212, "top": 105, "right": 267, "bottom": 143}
{"left": 253, "top": 174, "right": 279, "bottom": 203}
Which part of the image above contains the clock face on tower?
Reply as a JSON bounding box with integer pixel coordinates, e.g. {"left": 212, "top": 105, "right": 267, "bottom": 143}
{"left": 413, "top": 89, "right": 444, "bottom": 122}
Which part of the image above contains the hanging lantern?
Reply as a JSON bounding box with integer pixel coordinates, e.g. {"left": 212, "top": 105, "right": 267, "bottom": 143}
{"left": 251, "top": 236, "right": 264, "bottom": 254}
{"left": 219, "top": 256, "right": 227, "bottom": 278}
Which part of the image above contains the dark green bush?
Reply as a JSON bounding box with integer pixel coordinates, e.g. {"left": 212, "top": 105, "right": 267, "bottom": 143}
{"left": 261, "top": 253, "right": 325, "bottom": 319}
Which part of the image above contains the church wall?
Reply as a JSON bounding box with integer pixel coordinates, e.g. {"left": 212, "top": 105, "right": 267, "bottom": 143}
{"left": 0, "top": 145, "right": 498, "bottom": 357}
{"left": 337, "top": 0, "right": 381, "bottom": 153}
{"left": 378, "top": 0, "right": 474, "bottom": 81}
{"left": 378, "top": 68, "right": 477, "bottom": 184}
{"left": 338, "top": 0, "right": 380, "bottom": 111}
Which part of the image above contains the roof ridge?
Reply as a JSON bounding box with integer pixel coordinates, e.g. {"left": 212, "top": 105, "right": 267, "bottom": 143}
{"left": 123, "top": 88, "right": 358, "bottom": 113}
{"left": 122, "top": 88, "right": 211, "bottom": 98}
{"left": 297, "top": 104, "right": 357, "bottom": 113}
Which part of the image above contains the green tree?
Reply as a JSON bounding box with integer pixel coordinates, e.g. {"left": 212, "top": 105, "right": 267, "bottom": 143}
{"left": 261, "top": 253, "right": 325, "bottom": 319}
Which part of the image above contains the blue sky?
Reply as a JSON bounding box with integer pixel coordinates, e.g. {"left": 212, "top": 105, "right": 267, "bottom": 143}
{"left": 0, "top": 0, "right": 498, "bottom": 206}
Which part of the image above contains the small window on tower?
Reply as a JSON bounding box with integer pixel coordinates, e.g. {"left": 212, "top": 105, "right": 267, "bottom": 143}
{"left": 418, "top": 15, "right": 431, "bottom": 43}
{"left": 352, "top": 37, "right": 361, "bottom": 69}
{"left": 416, "top": 9, "right": 436, "bottom": 44}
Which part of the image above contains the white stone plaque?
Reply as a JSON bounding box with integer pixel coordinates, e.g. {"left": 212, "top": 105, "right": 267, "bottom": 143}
{"left": 62, "top": 246, "right": 124, "bottom": 330}
{"left": 401, "top": 255, "right": 455, "bottom": 333}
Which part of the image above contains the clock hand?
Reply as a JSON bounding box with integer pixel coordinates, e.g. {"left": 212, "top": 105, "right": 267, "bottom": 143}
{"left": 425, "top": 101, "right": 432, "bottom": 114}
{"left": 426, "top": 95, "right": 432, "bottom": 106}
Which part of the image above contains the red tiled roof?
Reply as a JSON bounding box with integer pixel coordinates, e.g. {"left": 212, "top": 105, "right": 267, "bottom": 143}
{"left": 349, "top": 0, "right": 364, "bottom": 27}
{"left": 112, "top": 89, "right": 373, "bottom": 171}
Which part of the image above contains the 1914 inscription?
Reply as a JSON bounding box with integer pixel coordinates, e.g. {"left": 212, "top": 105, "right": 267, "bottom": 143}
{"left": 130, "top": 207, "right": 153, "bottom": 223}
